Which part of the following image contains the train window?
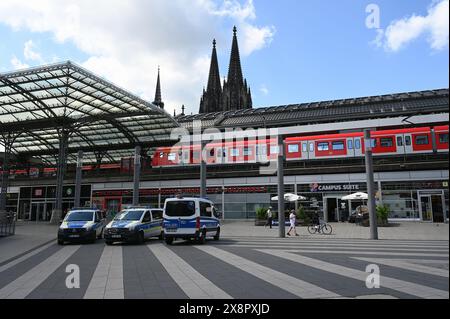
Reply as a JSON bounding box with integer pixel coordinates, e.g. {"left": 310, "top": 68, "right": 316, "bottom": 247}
{"left": 439, "top": 133, "right": 449, "bottom": 144}
{"left": 415, "top": 135, "right": 429, "bottom": 145}
{"left": 354, "top": 139, "right": 361, "bottom": 149}
{"left": 309, "top": 143, "right": 314, "bottom": 152}
{"left": 405, "top": 136, "right": 411, "bottom": 146}
{"left": 256, "top": 145, "right": 267, "bottom": 156}
{"left": 159, "top": 152, "right": 164, "bottom": 158}
{"left": 168, "top": 153, "right": 176, "bottom": 161}
{"left": 243, "top": 147, "right": 253, "bottom": 156}
{"left": 317, "top": 142, "right": 329, "bottom": 151}
{"left": 302, "top": 143, "right": 307, "bottom": 152}
{"left": 270, "top": 145, "right": 279, "bottom": 154}
{"left": 331, "top": 141, "right": 345, "bottom": 150}
{"left": 348, "top": 140, "right": 353, "bottom": 150}
{"left": 231, "top": 148, "right": 240, "bottom": 157}
{"left": 209, "top": 149, "right": 215, "bottom": 157}
{"left": 380, "top": 137, "right": 393, "bottom": 147}
{"left": 288, "top": 144, "right": 299, "bottom": 153}
{"left": 397, "top": 136, "right": 403, "bottom": 146}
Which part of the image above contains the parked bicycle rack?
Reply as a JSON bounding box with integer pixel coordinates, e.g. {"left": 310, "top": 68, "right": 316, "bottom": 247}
{"left": 0, "top": 212, "right": 16, "bottom": 237}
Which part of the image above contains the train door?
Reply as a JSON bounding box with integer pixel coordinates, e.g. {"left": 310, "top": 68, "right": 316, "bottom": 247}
{"left": 353, "top": 137, "right": 363, "bottom": 157}
{"left": 403, "top": 134, "right": 413, "bottom": 154}
{"left": 346, "top": 138, "right": 355, "bottom": 157}
{"left": 301, "top": 142, "right": 309, "bottom": 160}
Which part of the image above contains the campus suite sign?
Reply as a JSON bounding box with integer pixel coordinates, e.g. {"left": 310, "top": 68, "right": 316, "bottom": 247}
{"left": 310, "top": 183, "right": 360, "bottom": 192}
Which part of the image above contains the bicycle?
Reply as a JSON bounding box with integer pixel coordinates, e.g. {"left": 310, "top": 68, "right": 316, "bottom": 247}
{"left": 307, "top": 220, "right": 333, "bottom": 235}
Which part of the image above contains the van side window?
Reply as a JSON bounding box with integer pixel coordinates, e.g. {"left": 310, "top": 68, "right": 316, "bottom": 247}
{"left": 142, "top": 211, "right": 151, "bottom": 223}
{"left": 200, "top": 202, "right": 212, "bottom": 217}
{"left": 151, "top": 210, "right": 163, "bottom": 220}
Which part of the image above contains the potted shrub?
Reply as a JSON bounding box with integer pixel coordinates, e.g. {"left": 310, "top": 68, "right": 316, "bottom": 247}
{"left": 255, "top": 207, "right": 268, "bottom": 226}
{"left": 376, "top": 204, "right": 390, "bottom": 226}
{"left": 297, "top": 206, "right": 311, "bottom": 226}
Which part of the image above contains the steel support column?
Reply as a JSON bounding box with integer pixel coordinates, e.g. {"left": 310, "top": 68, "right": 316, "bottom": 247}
{"left": 200, "top": 140, "right": 207, "bottom": 198}
{"left": 74, "top": 150, "right": 83, "bottom": 208}
{"left": 50, "top": 129, "right": 69, "bottom": 224}
{"left": 277, "top": 134, "right": 285, "bottom": 238}
{"left": 364, "top": 129, "right": 378, "bottom": 240}
{"left": 0, "top": 139, "right": 13, "bottom": 212}
{"left": 133, "top": 146, "right": 141, "bottom": 206}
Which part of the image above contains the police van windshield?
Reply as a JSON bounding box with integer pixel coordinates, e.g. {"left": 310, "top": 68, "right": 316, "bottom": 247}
{"left": 65, "top": 211, "right": 94, "bottom": 222}
{"left": 114, "top": 210, "right": 144, "bottom": 221}
{"left": 165, "top": 201, "right": 196, "bottom": 217}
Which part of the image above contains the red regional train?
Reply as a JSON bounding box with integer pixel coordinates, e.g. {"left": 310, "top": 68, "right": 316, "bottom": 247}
{"left": 151, "top": 125, "right": 449, "bottom": 167}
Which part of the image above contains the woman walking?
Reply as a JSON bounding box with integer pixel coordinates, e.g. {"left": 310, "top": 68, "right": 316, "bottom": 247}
{"left": 287, "top": 209, "right": 299, "bottom": 236}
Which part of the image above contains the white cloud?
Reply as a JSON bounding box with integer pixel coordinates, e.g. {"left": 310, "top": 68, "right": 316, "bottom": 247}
{"left": 259, "top": 84, "right": 269, "bottom": 96}
{"left": 0, "top": 0, "right": 275, "bottom": 115}
{"left": 24, "top": 40, "right": 43, "bottom": 62}
{"left": 10, "top": 55, "right": 29, "bottom": 70}
{"left": 377, "top": 0, "right": 449, "bottom": 52}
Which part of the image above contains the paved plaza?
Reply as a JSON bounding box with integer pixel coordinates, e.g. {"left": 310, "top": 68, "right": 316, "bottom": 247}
{"left": 0, "top": 221, "right": 448, "bottom": 299}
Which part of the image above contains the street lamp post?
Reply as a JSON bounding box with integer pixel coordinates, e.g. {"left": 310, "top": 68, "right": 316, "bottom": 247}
{"left": 364, "top": 129, "right": 378, "bottom": 240}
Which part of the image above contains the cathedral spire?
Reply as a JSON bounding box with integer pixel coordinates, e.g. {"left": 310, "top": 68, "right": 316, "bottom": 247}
{"left": 227, "top": 26, "right": 244, "bottom": 89}
{"left": 153, "top": 66, "right": 164, "bottom": 109}
{"left": 199, "top": 39, "right": 222, "bottom": 113}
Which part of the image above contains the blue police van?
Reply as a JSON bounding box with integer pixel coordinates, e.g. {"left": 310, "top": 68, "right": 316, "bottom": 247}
{"left": 103, "top": 207, "right": 163, "bottom": 245}
{"left": 163, "top": 197, "right": 221, "bottom": 245}
{"left": 58, "top": 208, "right": 106, "bottom": 245}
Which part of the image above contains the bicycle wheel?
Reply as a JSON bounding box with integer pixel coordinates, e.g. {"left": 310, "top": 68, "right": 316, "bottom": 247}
{"left": 321, "top": 224, "right": 332, "bottom": 235}
{"left": 307, "top": 225, "right": 317, "bottom": 234}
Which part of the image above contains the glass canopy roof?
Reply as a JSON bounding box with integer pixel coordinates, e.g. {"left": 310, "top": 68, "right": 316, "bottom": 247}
{"left": 0, "top": 61, "right": 180, "bottom": 165}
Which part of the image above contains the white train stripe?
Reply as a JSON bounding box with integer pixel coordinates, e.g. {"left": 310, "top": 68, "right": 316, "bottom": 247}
{"left": 195, "top": 245, "right": 340, "bottom": 299}
{"left": 148, "top": 244, "right": 232, "bottom": 299}
{"left": 352, "top": 257, "right": 449, "bottom": 278}
{"left": 0, "top": 242, "right": 56, "bottom": 273}
{"left": 258, "top": 249, "right": 449, "bottom": 299}
{"left": 84, "top": 245, "right": 124, "bottom": 299}
{"left": 0, "top": 245, "right": 80, "bottom": 299}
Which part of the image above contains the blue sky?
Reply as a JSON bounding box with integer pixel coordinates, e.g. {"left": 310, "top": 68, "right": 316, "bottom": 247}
{"left": 0, "top": 0, "right": 448, "bottom": 114}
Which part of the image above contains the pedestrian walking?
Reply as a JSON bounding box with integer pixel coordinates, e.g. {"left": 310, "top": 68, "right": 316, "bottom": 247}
{"left": 265, "top": 207, "right": 273, "bottom": 229}
{"left": 287, "top": 209, "right": 299, "bottom": 236}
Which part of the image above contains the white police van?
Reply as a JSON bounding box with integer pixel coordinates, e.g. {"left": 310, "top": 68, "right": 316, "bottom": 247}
{"left": 58, "top": 208, "right": 106, "bottom": 245}
{"left": 103, "top": 207, "right": 164, "bottom": 245}
{"left": 163, "top": 197, "right": 221, "bottom": 245}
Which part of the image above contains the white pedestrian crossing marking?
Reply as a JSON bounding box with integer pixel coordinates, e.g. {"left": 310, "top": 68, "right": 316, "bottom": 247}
{"left": 195, "top": 245, "right": 341, "bottom": 299}
{"left": 0, "top": 245, "right": 80, "bottom": 299}
{"left": 84, "top": 245, "right": 124, "bottom": 299}
{"left": 0, "top": 242, "right": 55, "bottom": 273}
{"left": 148, "top": 244, "right": 232, "bottom": 299}
{"left": 261, "top": 249, "right": 448, "bottom": 257}
{"left": 258, "top": 249, "right": 449, "bottom": 299}
{"left": 352, "top": 257, "right": 449, "bottom": 278}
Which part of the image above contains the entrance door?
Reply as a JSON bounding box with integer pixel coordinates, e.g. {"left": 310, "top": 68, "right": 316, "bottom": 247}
{"left": 326, "top": 198, "right": 338, "bottom": 222}
{"left": 420, "top": 194, "right": 444, "bottom": 222}
{"left": 30, "top": 202, "right": 46, "bottom": 221}
{"left": 105, "top": 198, "right": 121, "bottom": 219}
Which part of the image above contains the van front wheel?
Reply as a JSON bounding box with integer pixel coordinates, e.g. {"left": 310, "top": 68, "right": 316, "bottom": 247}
{"left": 198, "top": 230, "right": 206, "bottom": 245}
{"left": 213, "top": 228, "right": 220, "bottom": 241}
{"left": 165, "top": 237, "right": 174, "bottom": 245}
